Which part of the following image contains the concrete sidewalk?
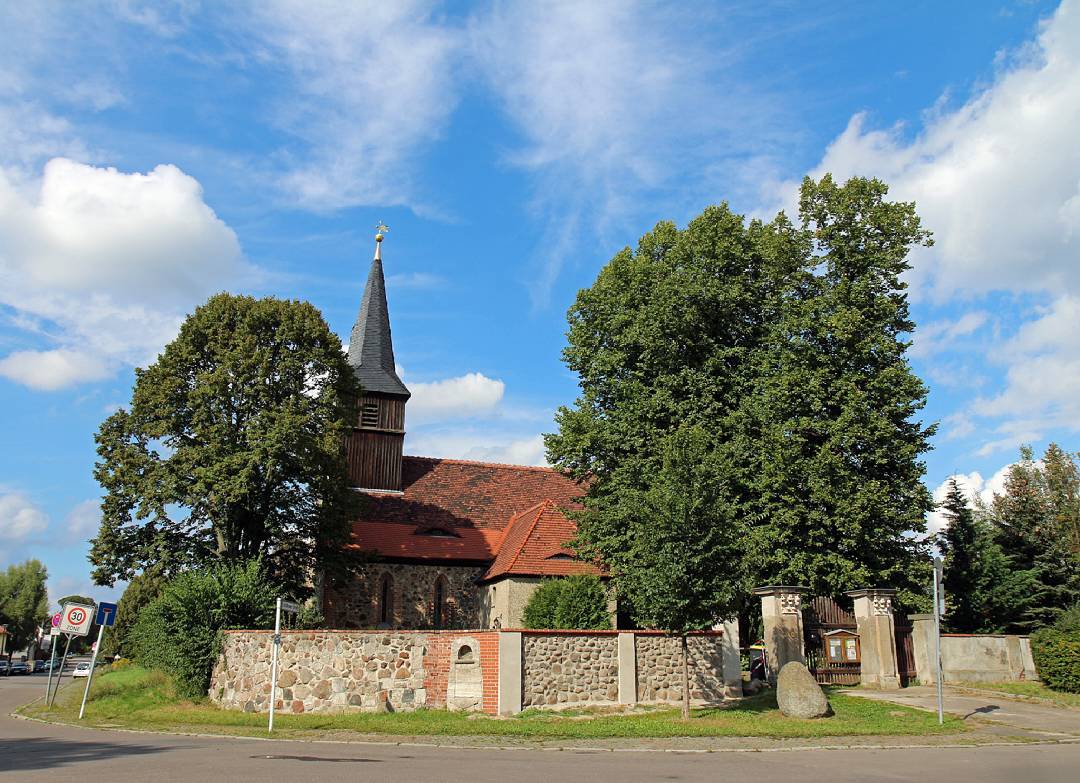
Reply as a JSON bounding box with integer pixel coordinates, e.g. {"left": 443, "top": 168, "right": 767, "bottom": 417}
{"left": 841, "top": 686, "right": 1080, "bottom": 737}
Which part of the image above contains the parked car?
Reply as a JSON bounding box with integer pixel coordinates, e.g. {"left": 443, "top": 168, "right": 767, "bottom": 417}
{"left": 33, "top": 659, "right": 47, "bottom": 673}
{"left": 9, "top": 660, "right": 30, "bottom": 675}
{"left": 0, "top": 660, "right": 8, "bottom": 675}
{"left": 72, "top": 662, "right": 91, "bottom": 678}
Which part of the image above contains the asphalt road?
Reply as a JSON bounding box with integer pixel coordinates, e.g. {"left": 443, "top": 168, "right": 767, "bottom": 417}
{"left": 2, "top": 677, "right": 1079, "bottom": 783}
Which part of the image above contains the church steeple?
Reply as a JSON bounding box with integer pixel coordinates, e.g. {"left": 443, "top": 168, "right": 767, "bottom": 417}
{"left": 346, "top": 225, "right": 409, "bottom": 493}
{"left": 347, "top": 228, "right": 410, "bottom": 399}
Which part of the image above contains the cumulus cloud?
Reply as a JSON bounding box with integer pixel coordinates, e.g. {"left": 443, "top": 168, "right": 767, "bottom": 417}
{"left": 0, "top": 491, "right": 49, "bottom": 540}
{"left": 406, "top": 372, "right": 505, "bottom": 425}
{"left": 795, "top": 0, "right": 1080, "bottom": 300}
{"left": 910, "top": 311, "right": 989, "bottom": 359}
{"left": 244, "top": 0, "right": 462, "bottom": 211}
{"left": 0, "top": 158, "right": 244, "bottom": 389}
{"left": 926, "top": 464, "right": 1012, "bottom": 536}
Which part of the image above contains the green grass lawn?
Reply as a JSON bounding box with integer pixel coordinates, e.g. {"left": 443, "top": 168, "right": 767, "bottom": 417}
{"left": 954, "top": 681, "right": 1080, "bottom": 709}
{"left": 22, "top": 664, "right": 964, "bottom": 741}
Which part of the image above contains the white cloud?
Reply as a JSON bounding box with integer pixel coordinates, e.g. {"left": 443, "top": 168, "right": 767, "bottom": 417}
{"left": 406, "top": 429, "right": 547, "bottom": 467}
{"left": 910, "top": 311, "right": 989, "bottom": 359}
{"left": 407, "top": 372, "right": 505, "bottom": 425}
{"left": 795, "top": 0, "right": 1080, "bottom": 301}
{"left": 0, "top": 491, "right": 49, "bottom": 540}
{"left": 245, "top": 0, "right": 462, "bottom": 211}
{"left": 472, "top": 1, "right": 785, "bottom": 304}
{"left": 0, "top": 158, "right": 244, "bottom": 389}
{"left": 65, "top": 499, "right": 101, "bottom": 540}
{"left": 926, "top": 465, "right": 1012, "bottom": 536}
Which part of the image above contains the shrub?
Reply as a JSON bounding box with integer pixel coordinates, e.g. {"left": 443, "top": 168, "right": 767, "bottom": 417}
{"left": 1031, "top": 605, "right": 1080, "bottom": 693}
{"left": 131, "top": 560, "right": 277, "bottom": 699}
{"left": 522, "top": 575, "right": 610, "bottom": 630}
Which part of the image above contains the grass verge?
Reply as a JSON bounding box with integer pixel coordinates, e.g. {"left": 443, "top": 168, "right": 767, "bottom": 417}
{"left": 953, "top": 681, "right": 1080, "bottom": 709}
{"left": 22, "top": 664, "right": 964, "bottom": 741}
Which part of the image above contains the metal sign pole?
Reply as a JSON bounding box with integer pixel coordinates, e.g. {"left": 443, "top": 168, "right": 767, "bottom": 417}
{"left": 932, "top": 558, "right": 944, "bottom": 725}
{"left": 78, "top": 623, "right": 107, "bottom": 719}
{"left": 49, "top": 634, "right": 73, "bottom": 707}
{"left": 44, "top": 634, "right": 58, "bottom": 702}
{"left": 268, "top": 597, "right": 282, "bottom": 733}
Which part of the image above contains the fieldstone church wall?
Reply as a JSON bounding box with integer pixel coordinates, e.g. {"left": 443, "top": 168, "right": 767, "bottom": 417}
{"left": 324, "top": 563, "right": 486, "bottom": 629}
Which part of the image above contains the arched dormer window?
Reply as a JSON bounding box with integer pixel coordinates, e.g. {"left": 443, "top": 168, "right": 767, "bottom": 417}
{"left": 433, "top": 575, "right": 449, "bottom": 628}
{"left": 378, "top": 573, "right": 394, "bottom": 626}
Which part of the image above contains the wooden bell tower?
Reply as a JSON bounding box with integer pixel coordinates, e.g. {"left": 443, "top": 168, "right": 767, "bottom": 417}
{"left": 345, "top": 226, "right": 410, "bottom": 492}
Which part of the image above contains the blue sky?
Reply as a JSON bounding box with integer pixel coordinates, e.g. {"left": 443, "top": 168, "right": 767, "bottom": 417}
{"left": 2, "top": 1, "right": 1078, "bottom": 607}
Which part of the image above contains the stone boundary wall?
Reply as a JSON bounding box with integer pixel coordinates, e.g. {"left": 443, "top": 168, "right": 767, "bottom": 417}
{"left": 909, "top": 615, "right": 1037, "bottom": 684}
{"left": 210, "top": 628, "right": 731, "bottom": 716}
{"left": 634, "top": 634, "right": 726, "bottom": 702}
{"left": 522, "top": 633, "right": 619, "bottom": 706}
{"left": 210, "top": 629, "right": 499, "bottom": 715}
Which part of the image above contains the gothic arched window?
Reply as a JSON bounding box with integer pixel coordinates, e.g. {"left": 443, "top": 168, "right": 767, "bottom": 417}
{"left": 433, "top": 575, "right": 449, "bottom": 628}
{"left": 378, "top": 573, "right": 394, "bottom": 626}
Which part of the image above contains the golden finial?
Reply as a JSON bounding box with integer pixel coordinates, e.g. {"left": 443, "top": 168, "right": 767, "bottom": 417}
{"left": 375, "top": 222, "right": 390, "bottom": 242}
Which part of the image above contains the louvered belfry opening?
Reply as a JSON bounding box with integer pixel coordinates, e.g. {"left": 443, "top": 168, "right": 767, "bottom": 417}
{"left": 345, "top": 239, "right": 411, "bottom": 492}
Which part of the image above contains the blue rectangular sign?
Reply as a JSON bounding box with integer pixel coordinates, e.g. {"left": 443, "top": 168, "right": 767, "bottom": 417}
{"left": 95, "top": 602, "right": 118, "bottom": 627}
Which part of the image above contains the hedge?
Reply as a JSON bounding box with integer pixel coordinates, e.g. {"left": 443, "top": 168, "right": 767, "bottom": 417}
{"left": 521, "top": 575, "right": 610, "bottom": 630}
{"left": 1030, "top": 628, "right": 1080, "bottom": 693}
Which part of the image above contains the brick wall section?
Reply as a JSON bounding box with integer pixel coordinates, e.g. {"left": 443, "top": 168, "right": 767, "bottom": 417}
{"left": 477, "top": 633, "right": 500, "bottom": 715}
{"left": 522, "top": 632, "right": 619, "bottom": 706}
{"left": 634, "top": 634, "right": 726, "bottom": 702}
{"left": 421, "top": 633, "right": 451, "bottom": 708}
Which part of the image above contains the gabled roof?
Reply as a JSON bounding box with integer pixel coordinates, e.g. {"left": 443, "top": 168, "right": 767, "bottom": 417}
{"left": 349, "top": 456, "right": 594, "bottom": 574}
{"left": 347, "top": 255, "right": 410, "bottom": 398}
{"left": 356, "top": 456, "right": 584, "bottom": 531}
{"left": 482, "top": 500, "right": 604, "bottom": 581}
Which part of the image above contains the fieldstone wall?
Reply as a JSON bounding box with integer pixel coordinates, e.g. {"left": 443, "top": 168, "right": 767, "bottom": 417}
{"left": 210, "top": 629, "right": 498, "bottom": 714}
{"left": 324, "top": 563, "right": 486, "bottom": 629}
{"left": 521, "top": 633, "right": 619, "bottom": 706}
{"left": 634, "top": 634, "right": 726, "bottom": 702}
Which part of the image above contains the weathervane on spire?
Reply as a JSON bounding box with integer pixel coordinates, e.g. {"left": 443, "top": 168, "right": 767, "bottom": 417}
{"left": 373, "top": 222, "right": 389, "bottom": 260}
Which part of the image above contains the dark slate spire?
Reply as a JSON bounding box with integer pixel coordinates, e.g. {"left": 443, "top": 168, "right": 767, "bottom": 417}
{"left": 347, "top": 231, "right": 410, "bottom": 398}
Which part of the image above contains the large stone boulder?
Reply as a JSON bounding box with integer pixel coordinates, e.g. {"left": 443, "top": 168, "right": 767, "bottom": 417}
{"left": 776, "top": 662, "right": 832, "bottom": 718}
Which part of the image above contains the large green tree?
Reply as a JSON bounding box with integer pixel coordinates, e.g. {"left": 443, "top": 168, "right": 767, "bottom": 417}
{"left": 0, "top": 560, "right": 49, "bottom": 664}
{"left": 938, "top": 478, "right": 1026, "bottom": 633}
{"left": 90, "top": 293, "right": 361, "bottom": 596}
{"left": 984, "top": 444, "right": 1080, "bottom": 631}
{"left": 745, "top": 176, "right": 935, "bottom": 605}
{"left": 548, "top": 176, "right": 935, "bottom": 613}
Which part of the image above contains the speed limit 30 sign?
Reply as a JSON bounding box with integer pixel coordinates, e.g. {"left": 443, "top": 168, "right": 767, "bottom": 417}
{"left": 58, "top": 603, "right": 95, "bottom": 636}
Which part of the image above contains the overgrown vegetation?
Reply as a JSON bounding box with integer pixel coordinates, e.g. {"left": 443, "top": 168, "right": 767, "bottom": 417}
{"left": 1030, "top": 603, "right": 1080, "bottom": 693}
{"left": 0, "top": 559, "right": 48, "bottom": 667}
{"left": 521, "top": 575, "right": 611, "bottom": 630}
{"left": 131, "top": 561, "right": 278, "bottom": 698}
{"left": 30, "top": 664, "right": 963, "bottom": 741}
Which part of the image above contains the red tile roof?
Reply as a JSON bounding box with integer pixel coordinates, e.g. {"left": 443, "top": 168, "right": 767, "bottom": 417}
{"left": 482, "top": 500, "right": 604, "bottom": 581}
{"left": 350, "top": 456, "right": 588, "bottom": 570}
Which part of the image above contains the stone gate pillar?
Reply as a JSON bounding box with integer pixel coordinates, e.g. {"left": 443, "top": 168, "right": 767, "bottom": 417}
{"left": 845, "top": 588, "right": 901, "bottom": 689}
{"left": 752, "top": 585, "right": 808, "bottom": 678}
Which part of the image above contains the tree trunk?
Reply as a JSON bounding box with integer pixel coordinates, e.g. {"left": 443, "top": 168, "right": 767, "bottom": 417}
{"left": 681, "top": 634, "right": 691, "bottom": 720}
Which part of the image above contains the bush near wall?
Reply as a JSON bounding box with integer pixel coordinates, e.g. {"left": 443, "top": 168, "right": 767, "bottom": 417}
{"left": 522, "top": 575, "right": 610, "bottom": 630}
{"left": 1030, "top": 629, "right": 1080, "bottom": 693}
{"left": 131, "top": 561, "right": 277, "bottom": 699}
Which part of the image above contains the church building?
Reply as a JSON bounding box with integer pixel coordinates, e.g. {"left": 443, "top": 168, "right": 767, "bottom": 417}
{"left": 323, "top": 232, "right": 604, "bottom": 630}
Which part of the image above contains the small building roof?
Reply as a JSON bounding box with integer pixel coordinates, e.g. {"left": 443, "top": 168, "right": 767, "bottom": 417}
{"left": 481, "top": 500, "right": 604, "bottom": 581}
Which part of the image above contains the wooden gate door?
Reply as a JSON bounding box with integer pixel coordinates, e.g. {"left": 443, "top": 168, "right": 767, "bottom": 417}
{"left": 804, "top": 596, "right": 861, "bottom": 685}
{"left": 894, "top": 623, "right": 916, "bottom": 686}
